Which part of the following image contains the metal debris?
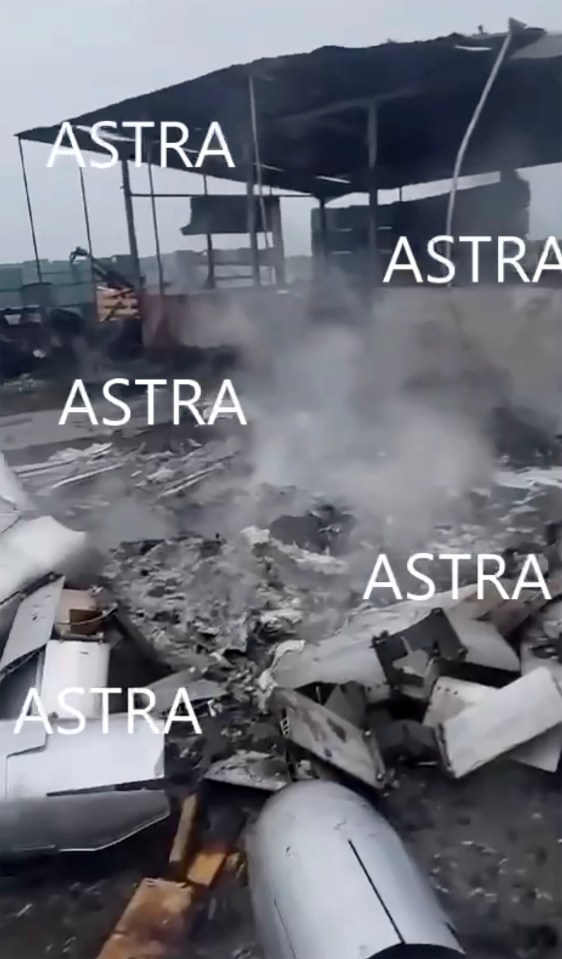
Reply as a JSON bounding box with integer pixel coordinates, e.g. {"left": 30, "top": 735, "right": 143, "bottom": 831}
{"left": 0, "top": 791, "right": 171, "bottom": 858}
{"left": 205, "top": 750, "right": 290, "bottom": 792}
{"left": 441, "top": 609, "right": 521, "bottom": 673}
{"left": 0, "top": 515, "right": 89, "bottom": 611}
{"left": 168, "top": 795, "right": 199, "bottom": 880}
{"left": 424, "top": 675, "right": 562, "bottom": 772}
{"left": 273, "top": 687, "right": 386, "bottom": 790}
{"left": 324, "top": 683, "right": 367, "bottom": 727}
{"left": 147, "top": 671, "right": 226, "bottom": 714}
{"left": 96, "top": 878, "right": 196, "bottom": 959}
{"left": 0, "top": 576, "right": 64, "bottom": 678}
{"left": 247, "top": 782, "right": 466, "bottom": 959}
{"left": 436, "top": 666, "right": 562, "bottom": 778}
{"left": 2, "top": 414, "right": 562, "bottom": 908}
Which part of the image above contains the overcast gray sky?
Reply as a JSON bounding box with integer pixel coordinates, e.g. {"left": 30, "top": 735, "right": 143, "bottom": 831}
{"left": 1, "top": 0, "right": 561, "bottom": 264}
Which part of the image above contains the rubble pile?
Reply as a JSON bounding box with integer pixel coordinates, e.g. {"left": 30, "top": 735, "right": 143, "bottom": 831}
{"left": 3, "top": 440, "right": 562, "bottom": 815}
{"left": 239, "top": 556, "right": 562, "bottom": 790}
{"left": 1, "top": 426, "right": 562, "bottom": 957}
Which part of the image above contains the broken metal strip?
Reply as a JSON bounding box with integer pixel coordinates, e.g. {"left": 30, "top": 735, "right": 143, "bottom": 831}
{"left": 17, "top": 138, "right": 43, "bottom": 284}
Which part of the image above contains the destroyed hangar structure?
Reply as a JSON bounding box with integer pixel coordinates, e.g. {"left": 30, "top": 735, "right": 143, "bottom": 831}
{"left": 15, "top": 24, "right": 562, "bottom": 303}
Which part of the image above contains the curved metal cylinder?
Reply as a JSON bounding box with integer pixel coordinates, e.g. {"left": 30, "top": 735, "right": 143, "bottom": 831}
{"left": 247, "top": 780, "right": 465, "bottom": 959}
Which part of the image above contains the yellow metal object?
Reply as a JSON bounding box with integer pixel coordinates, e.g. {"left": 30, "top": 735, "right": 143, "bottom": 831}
{"left": 96, "top": 878, "right": 195, "bottom": 959}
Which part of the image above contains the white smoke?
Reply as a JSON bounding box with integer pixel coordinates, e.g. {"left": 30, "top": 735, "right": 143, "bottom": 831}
{"left": 238, "top": 281, "right": 500, "bottom": 548}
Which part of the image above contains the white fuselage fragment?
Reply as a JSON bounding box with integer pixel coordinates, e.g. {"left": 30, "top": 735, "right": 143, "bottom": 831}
{"left": 0, "top": 516, "right": 89, "bottom": 612}
{"left": 39, "top": 639, "right": 111, "bottom": 719}
{"left": 0, "top": 458, "right": 170, "bottom": 858}
{"left": 1, "top": 714, "right": 165, "bottom": 798}
{"left": 425, "top": 675, "right": 562, "bottom": 772}
{"left": 437, "top": 666, "right": 562, "bottom": 777}
{"left": 0, "top": 715, "right": 169, "bottom": 857}
{"left": 0, "top": 577, "right": 65, "bottom": 678}
{"left": 247, "top": 781, "right": 465, "bottom": 959}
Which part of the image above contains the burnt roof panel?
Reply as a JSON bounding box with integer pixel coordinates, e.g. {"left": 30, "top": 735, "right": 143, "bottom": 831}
{"left": 17, "top": 28, "right": 562, "bottom": 195}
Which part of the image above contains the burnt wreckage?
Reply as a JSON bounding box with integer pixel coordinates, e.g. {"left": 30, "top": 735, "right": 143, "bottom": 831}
{"left": 1, "top": 427, "right": 562, "bottom": 953}
{"left": 2, "top": 21, "right": 562, "bottom": 959}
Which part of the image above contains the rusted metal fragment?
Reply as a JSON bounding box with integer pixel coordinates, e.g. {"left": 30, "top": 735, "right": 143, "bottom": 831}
{"left": 96, "top": 877, "right": 195, "bottom": 959}
{"left": 186, "top": 845, "right": 230, "bottom": 888}
{"left": 168, "top": 795, "right": 199, "bottom": 881}
{"left": 186, "top": 805, "right": 243, "bottom": 888}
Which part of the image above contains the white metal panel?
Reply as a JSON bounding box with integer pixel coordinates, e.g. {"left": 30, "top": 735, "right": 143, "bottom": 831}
{"left": 0, "top": 578, "right": 64, "bottom": 677}
{"left": 0, "top": 720, "right": 48, "bottom": 798}
{"left": 39, "top": 640, "right": 110, "bottom": 718}
{"left": 0, "top": 516, "right": 88, "bottom": 608}
{"left": 445, "top": 610, "right": 520, "bottom": 672}
{"left": 0, "top": 499, "right": 18, "bottom": 538}
{"left": 513, "top": 725, "right": 562, "bottom": 772}
{"left": 0, "top": 452, "right": 30, "bottom": 512}
{"left": 5, "top": 714, "right": 165, "bottom": 798}
{"left": 205, "top": 751, "right": 289, "bottom": 792}
{"left": 424, "top": 675, "right": 562, "bottom": 772}
{"left": 275, "top": 688, "right": 386, "bottom": 789}
{"left": 438, "top": 666, "right": 562, "bottom": 777}
{"left": 0, "top": 595, "right": 24, "bottom": 651}
{"left": 425, "top": 676, "right": 494, "bottom": 726}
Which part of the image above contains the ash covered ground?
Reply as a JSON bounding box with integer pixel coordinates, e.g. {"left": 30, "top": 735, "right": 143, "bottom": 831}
{"left": 0, "top": 290, "right": 561, "bottom": 959}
